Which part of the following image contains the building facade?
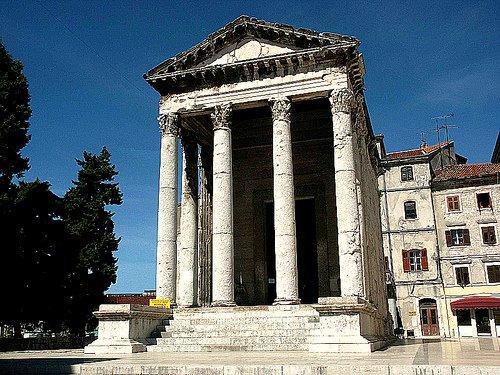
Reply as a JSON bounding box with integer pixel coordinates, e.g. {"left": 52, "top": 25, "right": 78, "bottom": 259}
{"left": 142, "top": 16, "right": 392, "bottom": 352}
{"left": 378, "top": 141, "right": 462, "bottom": 337}
{"left": 380, "top": 139, "right": 500, "bottom": 338}
{"left": 433, "top": 164, "right": 500, "bottom": 338}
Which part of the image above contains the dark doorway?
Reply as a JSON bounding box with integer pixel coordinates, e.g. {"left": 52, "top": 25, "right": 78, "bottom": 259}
{"left": 264, "top": 198, "right": 319, "bottom": 305}
{"left": 475, "top": 309, "right": 492, "bottom": 335}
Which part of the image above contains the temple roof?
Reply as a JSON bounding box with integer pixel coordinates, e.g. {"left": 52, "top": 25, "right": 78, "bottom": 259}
{"left": 144, "top": 16, "right": 362, "bottom": 94}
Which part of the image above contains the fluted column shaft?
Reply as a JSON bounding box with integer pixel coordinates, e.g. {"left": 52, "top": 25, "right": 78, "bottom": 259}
{"left": 211, "top": 103, "right": 236, "bottom": 306}
{"left": 156, "top": 113, "right": 179, "bottom": 303}
{"left": 270, "top": 97, "right": 300, "bottom": 305}
{"left": 177, "top": 133, "right": 198, "bottom": 307}
{"left": 329, "top": 88, "right": 364, "bottom": 297}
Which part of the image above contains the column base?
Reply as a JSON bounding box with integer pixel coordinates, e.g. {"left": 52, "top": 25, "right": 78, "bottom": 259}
{"left": 211, "top": 300, "right": 236, "bottom": 307}
{"left": 273, "top": 298, "right": 300, "bottom": 305}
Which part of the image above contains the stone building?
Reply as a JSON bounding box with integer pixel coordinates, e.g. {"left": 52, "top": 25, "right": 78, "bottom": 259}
{"left": 377, "top": 140, "right": 464, "bottom": 337}
{"left": 379, "top": 137, "right": 500, "bottom": 339}
{"left": 141, "top": 16, "right": 391, "bottom": 352}
{"left": 433, "top": 163, "right": 500, "bottom": 338}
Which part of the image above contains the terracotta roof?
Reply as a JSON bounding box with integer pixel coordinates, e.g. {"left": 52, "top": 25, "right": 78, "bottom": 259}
{"left": 105, "top": 294, "right": 155, "bottom": 305}
{"left": 386, "top": 142, "right": 452, "bottom": 160}
{"left": 433, "top": 163, "right": 500, "bottom": 182}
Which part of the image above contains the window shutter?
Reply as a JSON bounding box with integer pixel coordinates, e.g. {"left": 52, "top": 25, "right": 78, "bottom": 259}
{"left": 421, "top": 249, "right": 429, "bottom": 271}
{"left": 463, "top": 229, "right": 471, "bottom": 245}
{"left": 402, "top": 250, "right": 410, "bottom": 272}
{"left": 445, "top": 231, "right": 452, "bottom": 246}
{"left": 447, "top": 197, "right": 453, "bottom": 211}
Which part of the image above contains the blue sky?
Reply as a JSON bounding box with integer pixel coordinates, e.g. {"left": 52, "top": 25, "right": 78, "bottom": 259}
{"left": 1, "top": 1, "right": 498, "bottom": 293}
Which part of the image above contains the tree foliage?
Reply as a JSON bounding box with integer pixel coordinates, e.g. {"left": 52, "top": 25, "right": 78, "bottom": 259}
{"left": 0, "top": 42, "right": 122, "bottom": 337}
{"left": 0, "top": 42, "right": 31, "bottom": 188}
{"left": 63, "top": 148, "right": 123, "bottom": 334}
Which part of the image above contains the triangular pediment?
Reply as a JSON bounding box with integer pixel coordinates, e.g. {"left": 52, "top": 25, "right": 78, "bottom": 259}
{"left": 200, "top": 38, "right": 296, "bottom": 67}
{"left": 145, "top": 15, "right": 359, "bottom": 80}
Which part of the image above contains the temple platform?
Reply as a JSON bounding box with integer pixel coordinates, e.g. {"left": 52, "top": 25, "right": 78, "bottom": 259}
{"left": 149, "top": 301, "right": 391, "bottom": 353}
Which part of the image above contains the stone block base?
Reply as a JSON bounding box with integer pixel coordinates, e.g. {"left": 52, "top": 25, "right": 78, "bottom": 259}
{"left": 84, "top": 304, "right": 171, "bottom": 355}
{"left": 84, "top": 338, "right": 147, "bottom": 354}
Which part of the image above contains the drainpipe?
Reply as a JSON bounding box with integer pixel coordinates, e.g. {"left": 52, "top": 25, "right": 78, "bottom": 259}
{"left": 430, "top": 184, "right": 452, "bottom": 338}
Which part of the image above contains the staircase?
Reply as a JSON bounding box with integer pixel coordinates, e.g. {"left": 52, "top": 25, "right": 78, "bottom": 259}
{"left": 148, "top": 305, "right": 320, "bottom": 352}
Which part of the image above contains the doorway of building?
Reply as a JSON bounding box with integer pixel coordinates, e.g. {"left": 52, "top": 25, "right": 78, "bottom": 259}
{"left": 265, "top": 198, "right": 319, "bottom": 305}
{"left": 419, "top": 299, "right": 440, "bottom": 336}
{"left": 475, "top": 309, "right": 492, "bottom": 335}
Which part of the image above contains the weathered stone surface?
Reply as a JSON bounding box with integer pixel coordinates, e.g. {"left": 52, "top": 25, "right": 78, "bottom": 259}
{"left": 211, "top": 103, "right": 236, "bottom": 306}
{"left": 156, "top": 113, "right": 179, "bottom": 302}
{"left": 178, "top": 135, "right": 198, "bottom": 307}
{"left": 270, "top": 97, "right": 299, "bottom": 305}
{"left": 329, "top": 88, "right": 364, "bottom": 298}
{"left": 84, "top": 304, "right": 170, "bottom": 354}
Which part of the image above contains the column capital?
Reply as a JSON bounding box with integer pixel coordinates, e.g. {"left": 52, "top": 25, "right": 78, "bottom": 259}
{"left": 269, "top": 96, "right": 291, "bottom": 122}
{"left": 158, "top": 113, "right": 180, "bottom": 136}
{"left": 329, "top": 88, "right": 355, "bottom": 114}
{"left": 211, "top": 103, "right": 233, "bottom": 130}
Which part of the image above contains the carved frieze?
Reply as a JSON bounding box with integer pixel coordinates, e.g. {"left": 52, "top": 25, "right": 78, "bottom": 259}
{"left": 211, "top": 103, "right": 233, "bottom": 130}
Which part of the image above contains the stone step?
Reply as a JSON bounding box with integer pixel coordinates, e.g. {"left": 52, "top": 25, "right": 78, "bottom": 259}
{"left": 156, "top": 335, "right": 309, "bottom": 346}
{"left": 167, "top": 328, "right": 313, "bottom": 338}
{"left": 149, "top": 342, "right": 308, "bottom": 352}
{"left": 167, "top": 321, "right": 318, "bottom": 331}
{"left": 168, "top": 317, "right": 319, "bottom": 328}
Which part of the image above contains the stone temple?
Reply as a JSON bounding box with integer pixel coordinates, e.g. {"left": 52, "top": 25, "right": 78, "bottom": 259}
{"left": 142, "top": 16, "right": 392, "bottom": 352}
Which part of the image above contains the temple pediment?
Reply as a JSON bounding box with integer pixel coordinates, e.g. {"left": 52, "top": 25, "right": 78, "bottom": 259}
{"left": 200, "top": 39, "right": 296, "bottom": 67}
{"left": 145, "top": 16, "right": 359, "bottom": 81}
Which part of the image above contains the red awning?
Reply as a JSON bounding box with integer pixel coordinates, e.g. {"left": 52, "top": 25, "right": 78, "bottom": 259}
{"left": 451, "top": 296, "right": 500, "bottom": 310}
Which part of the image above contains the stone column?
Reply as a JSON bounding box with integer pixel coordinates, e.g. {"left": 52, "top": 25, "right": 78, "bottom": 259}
{"left": 211, "top": 103, "right": 236, "bottom": 306}
{"left": 156, "top": 113, "right": 179, "bottom": 303}
{"left": 270, "top": 97, "right": 300, "bottom": 305}
{"left": 177, "top": 132, "right": 198, "bottom": 307}
{"left": 329, "top": 88, "right": 364, "bottom": 298}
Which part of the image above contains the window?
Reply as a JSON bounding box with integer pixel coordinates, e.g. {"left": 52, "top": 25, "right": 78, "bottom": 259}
{"left": 456, "top": 310, "right": 471, "bottom": 326}
{"left": 454, "top": 266, "right": 470, "bottom": 286}
{"left": 446, "top": 196, "right": 461, "bottom": 212}
{"left": 401, "top": 166, "right": 414, "bottom": 181}
{"left": 445, "top": 229, "right": 471, "bottom": 247}
{"left": 486, "top": 264, "right": 500, "bottom": 283}
{"left": 477, "top": 192, "right": 492, "bottom": 209}
{"left": 482, "top": 226, "right": 497, "bottom": 245}
{"left": 402, "top": 249, "right": 428, "bottom": 272}
{"left": 404, "top": 201, "right": 417, "bottom": 219}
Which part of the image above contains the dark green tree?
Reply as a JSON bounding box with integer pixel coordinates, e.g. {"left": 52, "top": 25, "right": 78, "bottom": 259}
{"left": 0, "top": 41, "right": 31, "bottom": 188}
{"left": 13, "top": 180, "right": 69, "bottom": 329}
{"left": 63, "top": 147, "right": 122, "bottom": 335}
{"left": 0, "top": 41, "right": 32, "bottom": 334}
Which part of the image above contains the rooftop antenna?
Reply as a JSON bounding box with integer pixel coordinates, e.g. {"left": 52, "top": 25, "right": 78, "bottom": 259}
{"left": 431, "top": 114, "right": 458, "bottom": 143}
{"left": 431, "top": 114, "right": 458, "bottom": 170}
{"left": 420, "top": 132, "right": 428, "bottom": 148}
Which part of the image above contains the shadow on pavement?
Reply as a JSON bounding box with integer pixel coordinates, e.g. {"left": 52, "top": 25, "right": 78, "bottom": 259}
{"left": 0, "top": 357, "right": 115, "bottom": 375}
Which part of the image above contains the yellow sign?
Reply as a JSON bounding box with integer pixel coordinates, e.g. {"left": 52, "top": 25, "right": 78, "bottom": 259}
{"left": 408, "top": 310, "right": 417, "bottom": 316}
{"left": 149, "top": 298, "right": 171, "bottom": 309}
